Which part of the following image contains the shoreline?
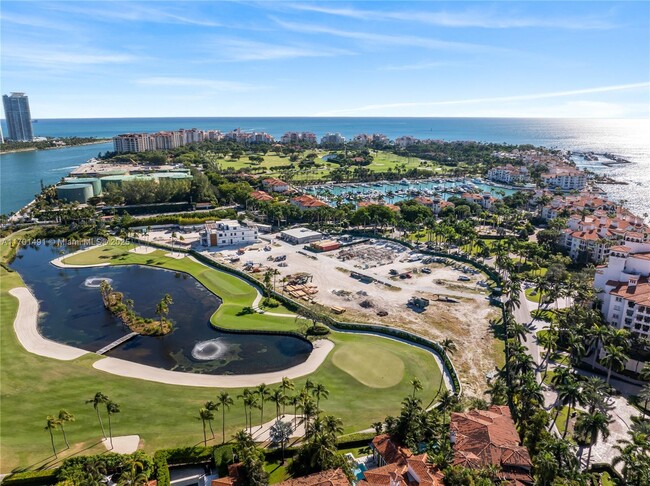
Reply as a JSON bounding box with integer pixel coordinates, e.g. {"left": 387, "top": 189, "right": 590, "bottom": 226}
{"left": 0, "top": 139, "right": 110, "bottom": 155}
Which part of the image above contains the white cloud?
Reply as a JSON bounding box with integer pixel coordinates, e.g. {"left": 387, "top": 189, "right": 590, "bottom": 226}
{"left": 45, "top": 3, "right": 221, "bottom": 27}
{"left": 314, "top": 82, "right": 650, "bottom": 116}
{"left": 380, "top": 61, "right": 459, "bottom": 71}
{"left": 272, "top": 18, "right": 510, "bottom": 53}
{"left": 287, "top": 4, "right": 617, "bottom": 30}
{"left": 214, "top": 38, "right": 354, "bottom": 61}
{"left": 3, "top": 46, "right": 137, "bottom": 67}
{"left": 134, "top": 77, "right": 265, "bottom": 92}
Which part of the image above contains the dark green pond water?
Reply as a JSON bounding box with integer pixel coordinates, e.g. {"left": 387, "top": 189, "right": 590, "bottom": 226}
{"left": 10, "top": 243, "right": 312, "bottom": 374}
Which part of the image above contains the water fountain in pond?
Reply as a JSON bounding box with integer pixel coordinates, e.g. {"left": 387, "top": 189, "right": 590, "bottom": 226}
{"left": 191, "top": 339, "right": 228, "bottom": 361}
{"left": 84, "top": 277, "right": 113, "bottom": 288}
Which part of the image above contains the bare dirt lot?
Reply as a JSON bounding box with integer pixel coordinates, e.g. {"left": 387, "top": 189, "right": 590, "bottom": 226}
{"left": 203, "top": 234, "right": 503, "bottom": 395}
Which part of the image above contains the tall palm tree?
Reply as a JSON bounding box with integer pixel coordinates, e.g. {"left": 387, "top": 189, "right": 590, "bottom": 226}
{"left": 602, "top": 344, "right": 628, "bottom": 385}
{"left": 281, "top": 377, "right": 295, "bottom": 414}
{"left": 86, "top": 392, "right": 109, "bottom": 438}
{"left": 574, "top": 410, "right": 611, "bottom": 468}
{"left": 269, "top": 420, "right": 293, "bottom": 464}
{"left": 106, "top": 400, "right": 120, "bottom": 449}
{"left": 217, "top": 391, "right": 234, "bottom": 444}
{"left": 612, "top": 430, "right": 650, "bottom": 484}
{"left": 204, "top": 401, "right": 218, "bottom": 438}
{"left": 269, "top": 388, "right": 285, "bottom": 421}
{"left": 311, "top": 383, "right": 329, "bottom": 410}
{"left": 556, "top": 375, "right": 585, "bottom": 438}
{"left": 198, "top": 408, "right": 214, "bottom": 446}
{"left": 238, "top": 388, "right": 253, "bottom": 431}
{"left": 322, "top": 415, "right": 344, "bottom": 438}
{"left": 45, "top": 416, "right": 59, "bottom": 458}
{"left": 410, "top": 377, "right": 423, "bottom": 398}
{"left": 243, "top": 395, "right": 259, "bottom": 434}
{"left": 255, "top": 384, "right": 270, "bottom": 427}
{"left": 301, "top": 398, "right": 318, "bottom": 434}
{"left": 57, "top": 409, "right": 74, "bottom": 449}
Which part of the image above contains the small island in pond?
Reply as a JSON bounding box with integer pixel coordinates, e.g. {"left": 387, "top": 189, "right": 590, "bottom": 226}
{"left": 99, "top": 280, "right": 173, "bottom": 336}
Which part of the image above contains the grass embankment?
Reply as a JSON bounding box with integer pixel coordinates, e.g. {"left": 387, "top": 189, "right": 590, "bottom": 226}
{"left": 525, "top": 287, "right": 543, "bottom": 303}
{"left": 1, "top": 238, "right": 443, "bottom": 472}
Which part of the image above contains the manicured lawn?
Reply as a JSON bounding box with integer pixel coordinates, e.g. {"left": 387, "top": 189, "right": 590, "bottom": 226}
{"left": 554, "top": 406, "right": 571, "bottom": 436}
{"left": 530, "top": 309, "right": 556, "bottom": 322}
{"left": 1, "top": 239, "right": 444, "bottom": 472}
{"left": 331, "top": 341, "right": 405, "bottom": 388}
{"left": 525, "top": 287, "right": 543, "bottom": 303}
{"left": 265, "top": 459, "right": 291, "bottom": 484}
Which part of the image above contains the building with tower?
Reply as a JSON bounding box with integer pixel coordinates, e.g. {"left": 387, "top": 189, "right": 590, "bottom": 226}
{"left": 3, "top": 92, "right": 34, "bottom": 141}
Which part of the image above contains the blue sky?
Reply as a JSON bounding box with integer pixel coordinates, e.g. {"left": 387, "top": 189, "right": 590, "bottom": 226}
{"left": 1, "top": 1, "right": 648, "bottom": 118}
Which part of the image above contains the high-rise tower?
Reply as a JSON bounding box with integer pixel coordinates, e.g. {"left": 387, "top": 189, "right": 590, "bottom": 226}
{"left": 2, "top": 92, "right": 34, "bottom": 141}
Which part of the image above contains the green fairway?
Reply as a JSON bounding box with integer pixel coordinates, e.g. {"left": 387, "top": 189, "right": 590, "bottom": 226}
{"left": 331, "top": 341, "right": 405, "bottom": 388}
{"left": 1, "top": 238, "right": 444, "bottom": 472}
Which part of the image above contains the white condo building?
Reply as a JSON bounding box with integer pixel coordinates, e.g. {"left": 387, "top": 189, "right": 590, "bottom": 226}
{"left": 541, "top": 167, "right": 587, "bottom": 190}
{"left": 487, "top": 165, "right": 530, "bottom": 184}
{"left": 200, "top": 220, "right": 258, "bottom": 247}
{"left": 594, "top": 236, "right": 650, "bottom": 371}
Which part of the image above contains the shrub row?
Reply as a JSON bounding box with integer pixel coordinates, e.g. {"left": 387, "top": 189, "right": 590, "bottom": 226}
{"left": 1, "top": 470, "right": 58, "bottom": 486}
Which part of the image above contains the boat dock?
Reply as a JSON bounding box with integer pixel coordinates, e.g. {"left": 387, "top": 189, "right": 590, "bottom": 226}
{"left": 96, "top": 332, "right": 139, "bottom": 355}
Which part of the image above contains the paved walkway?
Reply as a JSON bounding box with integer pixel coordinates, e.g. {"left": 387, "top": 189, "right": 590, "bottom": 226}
{"left": 9, "top": 287, "right": 88, "bottom": 361}
{"left": 92, "top": 339, "right": 335, "bottom": 387}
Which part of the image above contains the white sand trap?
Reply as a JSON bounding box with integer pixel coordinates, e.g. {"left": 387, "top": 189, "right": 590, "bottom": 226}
{"left": 102, "top": 435, "right": 140, "bottom": 454}
{"left": 165, "top": 252, "right": 186, "bottom": 259}
{"left": 9, "top": 287, "right": 88, "bottom": 361}
{"left": 129, "top": 246, "right": 156, "bottom": 254}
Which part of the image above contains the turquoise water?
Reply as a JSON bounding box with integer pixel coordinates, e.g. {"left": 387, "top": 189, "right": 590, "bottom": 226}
{"left": 1, "top": 118, "right": 648, "bottom": 215}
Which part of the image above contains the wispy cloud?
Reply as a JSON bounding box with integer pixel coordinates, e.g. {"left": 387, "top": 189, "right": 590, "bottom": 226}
{"left": 380, "top": 61, "right": 460, "bottom": 71}
{"left": 0, "top": 12, "right": 76, "bottom": 31}
{"left": 134, "top": 77, "right": 266, "bottom": 92}
{"left": 3, "top": 46, "right": 137, "bottom": 67}
{"left": 45, "top": 3, "right": 221, "bottom": 27}
{"left": 214, "top": 38, "right": 354, "bottom": 61}
{"left": 315, "top": 82, "right": 650, "bottom": 116}
{"left": 272, "top": 18, "right": 509, "bottom": 53}
{"left": 287, "top": 4, "right": 618, "bottom": 30}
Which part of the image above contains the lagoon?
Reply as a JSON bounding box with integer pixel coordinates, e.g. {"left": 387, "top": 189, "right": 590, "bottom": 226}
{"left": 10, "top": 243, "right": 313, "bottom": 375}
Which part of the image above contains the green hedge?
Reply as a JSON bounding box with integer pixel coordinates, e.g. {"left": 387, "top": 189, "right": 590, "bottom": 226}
{"left": 1, "top": 470, "right": 58, "bottom": 486}
{"left": 153, "top": 450, "right": 171, "bottom": 486}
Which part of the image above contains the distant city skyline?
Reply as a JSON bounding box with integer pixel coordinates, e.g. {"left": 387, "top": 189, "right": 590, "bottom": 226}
{"left": 1, "top": 1, "right": 648, "bottom": 119}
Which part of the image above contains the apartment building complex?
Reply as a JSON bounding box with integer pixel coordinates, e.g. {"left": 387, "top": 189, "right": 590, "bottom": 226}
{"left": 2, "top": 92, "right": 33, "bottom": 141}
{"left": 280, "top": 132, "right": 317, "bottom": 144}
{"left": 486, "top": 165, "right": 530, "bottom": 184}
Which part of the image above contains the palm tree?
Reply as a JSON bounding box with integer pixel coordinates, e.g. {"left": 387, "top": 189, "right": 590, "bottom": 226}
{"left": 57, "top": 409, "right": 74, "bottom": 449}
{"left": 602, "top": 344, "right": 628, "bottom": 384}
{"left": 287, "top": 395, "right": 301, "bottom": 428}
{"left": 106, "top": 400, "right": 120, "bottom": 449}
{"left": 311, "top": 383, "right": 329, "bottom": 410}
{"left": 204, "top": 401, "right": 218, "bottom": 438}
{"left": 322, "top": 415, "right": 344, "bottom": 438}
{"left": 45, "top": 416, "right": 59, "bottom": 458}
{"left": 86, "top": 391, "right": 109, "bottom": 438}
{"left": 281, "top": 377, "right": 295, "bottom": 413}
{"left": 243, "top": 394, "right": 259, "bottom": 434}
{"left": 638, "top": 384, "right": 650, "bottom": 419}
{"left": 372, "top": 421, "right": 384, "bottom": 435}
{"left": 217, "top": 391, "right": 234, "bottom": 444}
{"left": 613, "top": 430, "right": 650, "bottom": 484}
{"left": 556, "top": 375, "right": 585, "bottom": 438}
{"left": 256, "top": 384, "right": 271, "bottom": 427}
{"left": 269, "top": 388, "right": 285, "bottom": 421}
{"left": 302, "top": 398, "right": 318, "bottom": 434}
{"left": 117, "top": 457, "right": 149, "bottom": 486}
{"left": 238, "top": 388, "right": 253, "bottom": 431}
{"left": 269, "top": 420, "right": 293, "bottom": 464}
{"left": 574, "top": 410, "right": 611, "bottom": 468}
{"left": 410, "top": 377, "right": 423, "bottom": 398}
{"left": 198, "top": 408, "right": 214, "bottom": 446}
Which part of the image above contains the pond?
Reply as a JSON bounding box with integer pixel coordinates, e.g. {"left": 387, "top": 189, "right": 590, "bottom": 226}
{"left": 10, "top": 243, "right": 313, "bottom": 375}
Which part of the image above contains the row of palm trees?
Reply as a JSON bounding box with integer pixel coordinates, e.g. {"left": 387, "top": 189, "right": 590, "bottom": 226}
{"left": 196, "top": 378, "right": 329, "bottom": 446}
{"left": 44, "top": 392, "right": 121, "bottom": 459}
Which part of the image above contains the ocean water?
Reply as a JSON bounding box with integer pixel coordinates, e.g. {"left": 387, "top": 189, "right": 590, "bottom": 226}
{"left": 1, "top": 118, "right": 648, "bottom": 216}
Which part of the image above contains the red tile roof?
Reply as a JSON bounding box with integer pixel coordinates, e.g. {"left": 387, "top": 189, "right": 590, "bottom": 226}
{"left": 608, "top": 278, "right": 650, "bottom": 306}
{"left": 450, "top": 406, "right": 532, "bottom": 484}
{"left": 291, "top": 195, "right": 329, "bottom": 208}
{"left": 251, "top": 190, "right": 274, "bottom": 201}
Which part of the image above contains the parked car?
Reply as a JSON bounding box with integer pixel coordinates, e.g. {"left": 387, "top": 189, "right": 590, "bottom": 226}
{"left": 458, "top": 275, "right": 471, "bottom": 282}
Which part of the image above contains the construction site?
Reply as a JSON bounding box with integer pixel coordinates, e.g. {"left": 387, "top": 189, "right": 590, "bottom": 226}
{"left": 207, "top": 234, "right": 503, "bottom": 395}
